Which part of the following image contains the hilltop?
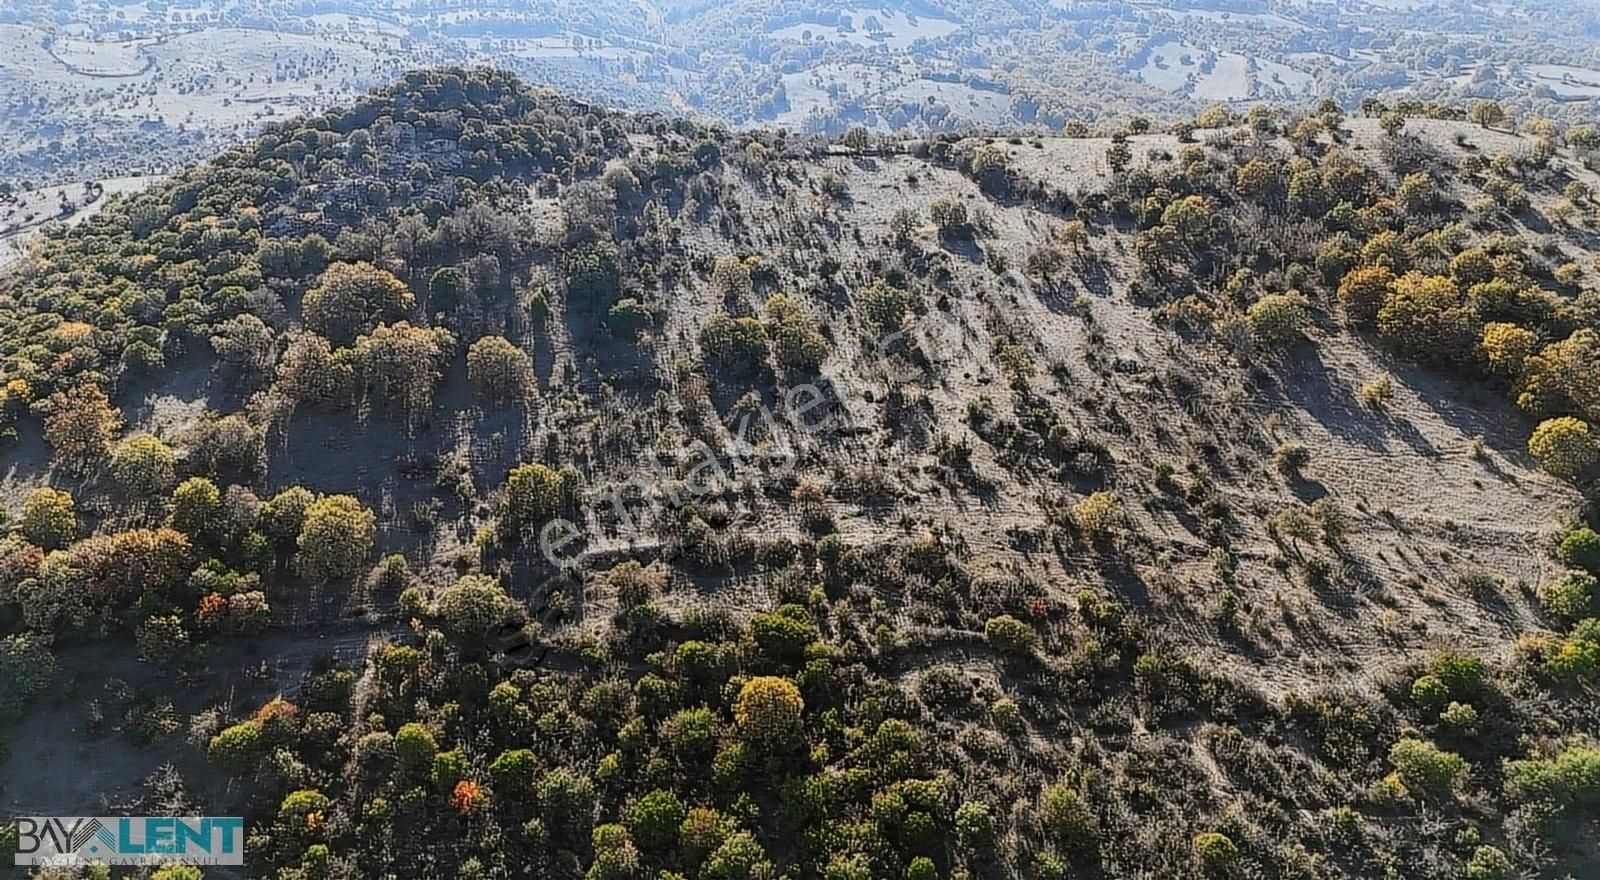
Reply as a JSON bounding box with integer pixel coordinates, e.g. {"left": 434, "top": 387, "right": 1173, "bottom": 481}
{"left": 1, "top": 69, "right": 1599, "bottom": 879}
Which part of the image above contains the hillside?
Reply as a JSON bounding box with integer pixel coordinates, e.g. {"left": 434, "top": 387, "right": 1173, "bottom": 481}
{"left": 1, "top": 68, "right": 1599, "bottom": 878}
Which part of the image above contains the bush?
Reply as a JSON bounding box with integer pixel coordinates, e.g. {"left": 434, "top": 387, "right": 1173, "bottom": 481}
{"left": 1388, "top": 737, "right": 1465, "bottom": 796}
{"left": 858, "top": 279, "right": 910, "bottom": 330}
{"left": 750, "top": 605, "right": 816, "bottom": 663}
{"left": 1557, "top": 527, "right": 1600, "bottom": 573}
{"left": 260, "top": 486, "right": 316, "bottom": 544}
{"left": 110, "top": 434, "right": 178, "bottom": 498}
{"left": 497, "top": 463, "right": 569, "bottom": 536}
{"left": 467, "top": 335, "right": 534, "bottom": 400}
{"left": 296, "top": 495, "right": 376, "bottom": 581}
{"left": 1377, "top": 272, "right": 1480, "bottom": 366}
{"left": 763, "top": 294, "right": 828, "bottom": 372}
{"left": 954, "top": 800, "right": 995, "bottom": 850}
{"left": 489, "top": 748, "right": 539, "bottom": 795}
{"left": 1503, "top": 743, "right": 1600, "bottom": 813}
{"left": 1192, "top": 832, "right": 1239, "bottom": 874}
{"left": 170, "top": 477, "right": 222, "bottom": 540}
{"left": 733, "top": 676, "right": 804, "bottom": 745}
{"left": 40, "top": 383, "right": 121, "bottom": 472}
{"left": 1039, "top": 782, "right": 1096, "bottom": 850}
{"left": 135, "top": 615, "right": 189, "bottom": 663}
{"left": 1464, "top": 845, "right": 1512, "bottom": 880}
{"left": 0, "top": 633, "right": 55, "bottom": 715}
{"left": 628, "top": 789, "right": 686, "bottom": 852}
{"left": 208, "top": 721, "right": 263, "bottom": 769}
{"left": 1246, "top": 294, "right": 1308, "bottom": 348}
{"left": 21, "top": 488, "right": 76, "bottom": 549}
{"left": 701, "top": 831, "right": 773, "bottom": 880}
{"left": 984, "top": 615, "right": 1040, "bottom": 655}
{"left": 393, "top": 722, "right": 438, "bottom": 772}
{"left": 1337, "top": 265, "right": 1394, "bottom": 325}
{"left": 1528, "top": 417, "right": 1598, "bottom": 481}
{"left": 1479, "top": 322, "right": 1537, "bottom": 376}
{"left": 1073, "top": 491, "right": 1122, "bottom": 540}
{"left": 435, "top": 575, "right": 522, "bottom": 643}
{"left": 1540, "top": 572, "right": 1597, "bottom": 623}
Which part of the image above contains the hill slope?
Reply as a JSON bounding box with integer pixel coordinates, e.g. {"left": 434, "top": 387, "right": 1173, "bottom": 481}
{"left": 1, "top": 69, "right": 1599, "bottom": 878}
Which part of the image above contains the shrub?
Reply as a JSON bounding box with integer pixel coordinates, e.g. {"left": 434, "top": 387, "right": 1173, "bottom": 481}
{"left": 700, "top": 313, "right": 769, "bottom": 371}
{"left": 295, "top": 495, "right": 376, "bottom": 581}
{"left": 1192, "top": 832, "right": 1239, "bottom": 874}
{"left": 1337, "top": 265, "right": 1395, "bottom": 325}
{"left": 260, "top": 486, "right": 316, "bottom": 544}
{"left": 21, "top": 488, "right": 76, "bottom": 549}
{"left": 1039, "top": 782, "right": 1096, "bottom": 850}
{"left": 954, "top": 800, "right": 995, "bottom": 850}
{"left": 1388, "top": 737, "right": 1465, "bottom": 796}
{"left": 1377, "top": 272, "right": 1480, "bottom": 366}
{"left": 733, "top": 676, "right": 804, "bottom": 745}
{"left": 701, "top": 831, "right": 773, "bottom": 880}
{"left": 467, "top": 335, "right": 534, "bottom": 400}
{"left": 628, "top": 789, "right": 686, "bottom": 852}
{"left": 984, "top": 615, "right": 1040, "bottom": 655}
{"left": 0, "top": 633, "right": 55, "bottom": 715}
{"left": 1479, "top": 323, "right": 1537, "bottom": 376}
{"left": 1539, "top": 572, "right": 1596, "bottom": 623}
{"left": 1503, "top": 743, "right": 1600, "bottom": 813}
{"left": 489, "top": 748, "right": 539, "bottom": 795}
{"left": 170, "top": 477, "right": 222, "bottom": 540}
{"left": 135, "top": 615, "right": 189, "bottom": 663}
{"left": 110, "top": 434, "right": 178, "bottom": 498}
{"left": 1073, "top": 491, "right": 1122, "bottom": 540}
{"left": 1246, "top": 294, "right": 1308, "bottom": 348}
{"left": 1557, "top": 527, "right": 1600, "bottom": 573}
{"left": 208, "top": 721, "right": 263, "bottom": 769}
{"left": 858, "top": 279, "right": 910, "bottom": 330}
{"left": 1358, "top": 372, "right": 1394, "bottom": 409}
{"left": 40, "top": 384, "right": 121, "bottom": 472}
{"left": 929, "top": 199, "right": 970, "bottom": 236}
{"left": 1528, "top": 417, "right": 1597, "bottom": 481}
{"left": 434, "top": 575, "right": 521, "bottom": 643}
{"left": 1272, "top": 442, "right": 1311, "bottom": 477}
{"left": 393, "top": 722, "right": 438, "bottom": 772}
{"left": 497, "top": 463, "right": 569, "bottom": 536}
{"left": 750, "top": 605, "right": 816, "bottom": 663}
{"left": 1464, "top": 845, "right": 1512, "bottom": 880}
{"left": 763, "top": 294, "right": 828, "bottom": 372}
{"left": 906, "top": 857, "right": 937, "bottom": 880}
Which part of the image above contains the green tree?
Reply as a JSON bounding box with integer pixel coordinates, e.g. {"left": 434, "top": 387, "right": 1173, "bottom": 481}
{"left": 733, "top": 676, "right": 804, "bottom": 745}
{"left": 467, "top": 335, "right": 534, "bottom": 401}
{"left": 21, "top": 488, "right": 77, "bottom": 549}
{"left": 296, "top": 495, "right": 376, "bottom": 581}
{"left": 170, "top": 477, "right": 222, "bottom": 540}
{"left": 110, "top": 434, "right": 177, "bottom": 499}
{"left": 302, "top": 261, "right": 416, "bottom": 344}
{"left": 628, "top": 789, "right": 687, "bottom": 852}
{"left": 497, "top": 463, "right": 569, "bottom": 536}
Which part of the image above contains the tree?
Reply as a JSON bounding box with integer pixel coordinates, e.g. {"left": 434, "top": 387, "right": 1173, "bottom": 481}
{"left": 434, "top": 574, "right": 521, "bottom": 643}
{"left": 1394, "top": 172, "right": 1434, "bottom": 215}
{"left": 733, "top": 676, "right": 803, "bottom": 745}
{"left": 628, "top": 789, "right": 686, "bottom": 852}
{"left": 497, "top": 463, "right": 569, "bottom": 536}
{"left": 1528, "top": 417, "right": 1597, "bottom": 481}
{"left": 1337, "top": 265, "right": 1395, "bottom": 326}
{"left": 41, "top": 384, "right": 121, "bottom": 472}
{"left": 1380, "top": 111, "right": 1407, "bottom": 138}
{"left": 1518, "top": 330, "right": 1600, "bottom": 422}
{"left": 984, "top": 615, "right": 1039, "bottom": 655}
{"left": 170, "top": 477, "right": 222, "bottom": 540}
{"left": 1469, "top": 100, "right": 1506, "bottom": 130}
{"left": 467, "top": 335, "right": 534, "bottom": 401}
{"left": 210, "top": 314, "right": 275, "bottom": 377}
{"left": 0, "top": 633, "right": 55, "bottom": 714}
{"left": 111, "top": 434, "right": 177, "bottom": 499}
{"left": 1479, "top": 323, "right": 1536, "bottom": 376}
{"left": 296, "top": 494, "right": 376, "bottom": 581}
{"left": 276, "top": 332, "right": 355, "bottom": 404}
{"left": 261, "top": 486, "right": 316, "bottom": 544}
{"left": 1105, "top": 142, "right": 1132, "bottom": 174}
{"left": 302, "top": 261, "right": 415, "bottom": 344}
{"left": 1377, "top": 273, "right": 1480, "bottom": 366}
{"left": 1246, "top": 294, "right": 1309, "bottom": 348}
{"left": 763, "top": 294, "right": 828, "bottom": 372}
{"left": 394, "top": 722, "right": 438, "bottom": 773}
{"left": 702, "top": 831, "right": 774, "bottom": 880}
{"left": 352, "top": 322, "right": 452, "bottom": 419}
{"left": 711, "top": 256, "right": 753, "bottom": 300}
{"left": 22, "top": 488, "right": 77, "bottom": 549}
{"left": 700, "top": 313, "right": 769, "bottom": 371}
{"left": 1160, "top": 194, "right": 1213, "bottom": 244}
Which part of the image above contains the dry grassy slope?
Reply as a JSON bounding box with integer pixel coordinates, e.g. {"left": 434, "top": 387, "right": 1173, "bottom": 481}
{"left": 592, "top": 118, "right": 1590, "bottom": 698}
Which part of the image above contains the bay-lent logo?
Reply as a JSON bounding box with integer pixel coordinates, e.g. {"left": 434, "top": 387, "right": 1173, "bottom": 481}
{"left": 15, "top": 817, "right": 244, "bottom": 866}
